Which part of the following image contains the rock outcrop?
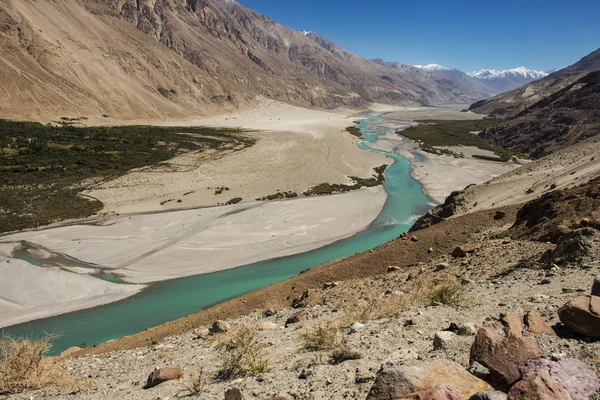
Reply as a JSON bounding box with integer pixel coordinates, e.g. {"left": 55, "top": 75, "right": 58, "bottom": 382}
{"left": 366, "top": 360, "right": 492, "bottom": 400}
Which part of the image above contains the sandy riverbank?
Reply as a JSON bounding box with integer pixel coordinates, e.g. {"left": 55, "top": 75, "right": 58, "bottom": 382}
{"left": 84, "top": 97, "right": 390, "bottom": 214}
{"left": 0, "top": 186, "right": 386, "bottom": 326}
{"left": 365, "top": 104, "right": 519, "bottom": 203}
{"left": 0, "top": 244, "right": 145, "bottom": 328}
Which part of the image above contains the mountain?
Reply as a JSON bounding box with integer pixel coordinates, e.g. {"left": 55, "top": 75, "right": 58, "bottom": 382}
{"left": 414, "top": 63, "right": 548, "bottom": 97}
{"left": 467, "top": 66, "right": 548, "bottom": 93}
{"left": 469, "top": 48, "right": 600, "bottom": 118}
{"left": 470, "top": 48, "right": 600, "bottom": 157}
{"left": 414, "top": 63, "right": 449, "bottom": 72}
{"left": 0, "top": 0, "right": 488, "bottom": 122}
{"left": 480, "top": 70, "right": 600, "bottom": 157}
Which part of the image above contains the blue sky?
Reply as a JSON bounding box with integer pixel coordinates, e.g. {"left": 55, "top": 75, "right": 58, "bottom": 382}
{"left": 240, "top": 0, "right": 600, "bottom": 72}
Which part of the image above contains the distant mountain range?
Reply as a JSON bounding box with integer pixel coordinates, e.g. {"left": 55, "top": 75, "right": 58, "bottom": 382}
{"left": 414, "top": 64, "right": 551, "bottom": 94}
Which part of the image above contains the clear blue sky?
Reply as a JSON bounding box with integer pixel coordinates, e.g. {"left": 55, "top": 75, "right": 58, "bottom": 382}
{"left": 240, "top": 0, "right": 600, "bottom": 72}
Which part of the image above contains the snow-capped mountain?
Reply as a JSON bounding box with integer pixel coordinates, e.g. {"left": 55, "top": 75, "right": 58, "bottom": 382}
{"left": 414, "top": 63, "right": 450, "bottom": 72}
{"left": 467, "top": 66, "right": 548, "bottom": 80}
{"left": 467, "top": 66, "right": 548, "bottom": 93}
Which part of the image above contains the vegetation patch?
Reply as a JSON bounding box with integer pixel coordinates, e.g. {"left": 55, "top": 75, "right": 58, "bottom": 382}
{"left": 0, "top": 334, "right": 75, "bottom": 395}
{"left": 0, "top": 120, "right": 253, "bottom": 233}
{"left": 300, "top": 324, "right": 342, "bottom": 352}
{"left": 215, "top": 326, "right": 269, "bottom": 380}
{"left": 256, "top": 191, "right": 298, "bottom": 201}
{"left": 345, "top": 126, "right": 363, "bottom": 138}
{"left": 303, "top": 164, "right": 387, "bottom": 196}
{"left": 398, "top": 119, "right": 519, "bottom": 160}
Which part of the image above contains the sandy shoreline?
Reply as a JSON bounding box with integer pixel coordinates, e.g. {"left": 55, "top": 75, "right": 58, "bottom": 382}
{"left": 0, "top": 186, "right": 386, "bottom": 326}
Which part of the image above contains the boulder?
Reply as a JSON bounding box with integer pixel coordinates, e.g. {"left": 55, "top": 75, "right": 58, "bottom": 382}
{"left": 523, "top": 311, "right": 554, "bottom": 336}
{"left": 494, "top": 211, "right": 506, "bottom": 220}
{"left": 469, "top": 392, "right": 507, "bottom": 400}
{"left": 209, "top": 320, "right": 231, "bottom": 334}
{"left": 519, "top": 358, "right": 600, "bottom": 400}
{"left": 398, "top": 384, "right": 462, "bottom": 400}
{"left": 366, "top": 360, "right": 492, "bottom": 399}
{"left": 291, "top": 290, "right": 309, "bottom": 308}
{"left": 469, "top": 317, "right": 540, "bottom": 391}
{"left": 285, "top": 311, "right": 308, "bottom": 326}
{"left": 264, "top": 309, "right": 276, "bottom": 317}
{"left": 433, "top": 331, "right": 456, "bottom": 350}
{"left": 225, "top": 388, "right": 244, "bottom": 400}
{"left": 558, "top": 295, "right": 600, "bottom": 337}
{"left": 507, "top": 371, "right": 572, "bottom": 400}
{"left": 145, "top": 367, "right": 183, "bottom": 388}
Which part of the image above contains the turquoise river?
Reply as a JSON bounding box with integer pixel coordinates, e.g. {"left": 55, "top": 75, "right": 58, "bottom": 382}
{"left": 3, "top": 114, "right": 434, "bottom": 355}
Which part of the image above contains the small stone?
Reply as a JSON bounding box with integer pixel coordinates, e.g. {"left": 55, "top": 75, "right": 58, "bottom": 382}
{"left": 433, "top": 331, "right": 456, "bottom": 350}
{"left": 209, "top": 320, "right": 230, "bottom": 334}
{"left": 538, "top": 278, "right": 551, "bottom": 285}
{"left": 458, "top": 323, "right": 478, "bottom": 336}
{"left": 410, "top": 236, "right": 419, "bottom": 242}
{"left": 428, "top": 247, "right": 434, "bottom": 253}
{"left": 286, "top": 311, "right": 308, "bottom": 326}
{"left": 350, "top": 322, "right": 365, "bottom": 333}
{"left": 592, "top": 275, "right": 600, "bottom": 296}
{"left": 224, "top": 388, "right": 244, "bottom": 400}
{"left": 404, "top": 319, "right": 416, "bottom": 327}
{"left": 434, "top": 262, "right": 449, "bottom": 272}
{"left": 145, "top": 367, "right": 183, "bottom": 388}
{"left": 323, "top": 281, "right": 339, "bottom": 289}
{"left": 298, "top": 368, "right": 313, "bottom": 379}
{"left": 264, "top": 309, "right": 276, "bottom": 317}
{"left": 550, "top": 353, "right": 566, "bottom": 361}
{"left": 469, "top": 391, "right": 507, "bottom": 400}
{"left": 388, "top": 265, "right": 401, "bottom": 272}
{"left": 494, "top": 211, "right": 506, "bottom": 220}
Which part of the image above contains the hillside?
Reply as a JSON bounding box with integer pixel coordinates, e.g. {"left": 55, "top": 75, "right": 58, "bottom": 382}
{"left": 480, "top": 70, "right": 600, "bottom": 157}
{"left": 469, "top": 48, "right": 600, "bottom": 118}
{"left": 0, "top": 0, "right": 488, "bottom": 122}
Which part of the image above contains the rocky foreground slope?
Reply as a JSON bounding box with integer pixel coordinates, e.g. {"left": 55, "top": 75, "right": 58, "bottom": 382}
{"left": 0, "top": 0, "right": 487, "bottom": 122}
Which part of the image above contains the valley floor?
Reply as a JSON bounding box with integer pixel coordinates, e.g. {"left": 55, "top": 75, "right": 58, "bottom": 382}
{"left": 0, "top": 99, "right": 518, "bottom": 328}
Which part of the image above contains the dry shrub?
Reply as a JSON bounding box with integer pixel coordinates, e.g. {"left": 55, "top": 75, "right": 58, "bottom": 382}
{"left": 299, "top": 324, "right": 342, "bottom": 351}
{"left": 340, "top": 292, "right": 410, "bottom": 323}
{"left": 424, "top": 281, "right": 465, "bottom": 307}
{"left": 215, "top": 326, "right": 269, "bottom": 380}
{"left": 188, "top": 366, "right": 208, "bottom": 395}
{"left": 0, "top": 334, "right": 74, "bottom": 394}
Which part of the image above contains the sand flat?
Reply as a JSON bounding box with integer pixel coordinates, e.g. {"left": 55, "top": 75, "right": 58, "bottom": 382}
{"left": 0, "top": 256, "right": 144, "bottom": 328}
{"left": 2, "top": 186, "right": 386, "bottom": 285}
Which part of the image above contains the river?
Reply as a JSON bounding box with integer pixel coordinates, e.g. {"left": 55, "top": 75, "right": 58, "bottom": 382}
{"left": 4, "top": 113, "right": 434, "bottom": 355}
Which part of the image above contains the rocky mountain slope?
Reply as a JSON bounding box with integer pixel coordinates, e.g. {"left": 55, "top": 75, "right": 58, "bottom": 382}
{"left": 0, "top": 0, "right": 488, "bottom": 122}
{"left": 469, "top": 48, "right": 600, "bottom": 118}
{"left": 480, "top": 70, "right": 600, "bottom": 157}
{"left": 415, "top": 64, "right": 549, "bottom": 96}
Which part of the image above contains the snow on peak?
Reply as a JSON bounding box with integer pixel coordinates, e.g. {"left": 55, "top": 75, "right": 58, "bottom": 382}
{"left": 301, "top": 30, "right": 313, "bottom": 36}
{"left": 414, "top": 63, "right": 450, "bottom": 72}
{"left": 467, "top": 66, "right": 548, "bottom": 80}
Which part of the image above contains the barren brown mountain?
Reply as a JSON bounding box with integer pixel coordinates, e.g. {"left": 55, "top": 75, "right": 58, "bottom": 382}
{"left": 0, "top": 0, "right": 489, "bottom": 122}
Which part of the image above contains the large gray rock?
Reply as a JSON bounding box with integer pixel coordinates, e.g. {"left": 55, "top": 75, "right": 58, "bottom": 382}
{"left": 366, "top": 360, "right": 492, "bottom": 399}
{"left": 558, "top": 295, "right": 600, "bottom": 337}
{"left": 519, "top": 358, "right": 600, "bottom": 400}
{"left": 433, "top": 331, "right": 456, "bottom": 350}
{"left": 224, "top": 388, "right": 244, "bottom": 400}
